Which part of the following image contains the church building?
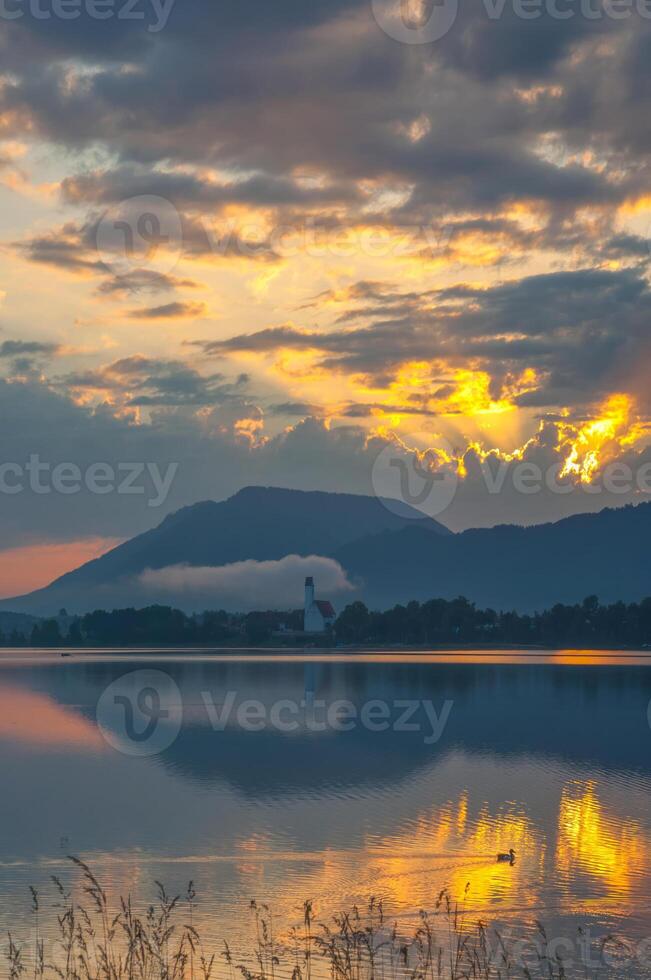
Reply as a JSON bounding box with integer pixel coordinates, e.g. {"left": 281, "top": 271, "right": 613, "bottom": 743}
{"left": 303, "top": 576, "right": 336, "bottom": 633}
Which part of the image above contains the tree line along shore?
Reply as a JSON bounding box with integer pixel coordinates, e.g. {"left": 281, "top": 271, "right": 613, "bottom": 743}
{"left": 2, "top": 594, "right": 650, "bottom": 649}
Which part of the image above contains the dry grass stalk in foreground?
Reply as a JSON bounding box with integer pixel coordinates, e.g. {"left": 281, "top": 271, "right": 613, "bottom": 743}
{"left": 4, "top": 858, "right": 631, "bottom": 980}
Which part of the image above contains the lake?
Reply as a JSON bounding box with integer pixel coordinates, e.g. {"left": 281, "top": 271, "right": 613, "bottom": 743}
{"left": 1, "top": 650, "right": 651, "bottom": 978}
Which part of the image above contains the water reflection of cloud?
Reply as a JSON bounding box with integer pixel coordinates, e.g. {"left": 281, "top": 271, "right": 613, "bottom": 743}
{"left": 198, "top": 772, "right": 651, "bottom": 942}
{"left": 0, "top": 684, "right": 104, "bottom": 751}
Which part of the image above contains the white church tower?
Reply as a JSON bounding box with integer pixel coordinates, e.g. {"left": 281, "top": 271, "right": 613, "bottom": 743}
{"left": 304, "top": 576, "right": 336, "bottom": 633}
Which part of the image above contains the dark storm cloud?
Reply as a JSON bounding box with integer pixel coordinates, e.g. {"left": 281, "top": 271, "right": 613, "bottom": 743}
{"left": 0, "top": 340, "right": 60, "bottom": 358}
{"left": 430, "top": 0, "right": 609, "bottom": 80}
{"left": 268, "top": 401, "right": 329, "bottom": 417}
{"left": 0, "top": 0, "right": 363, "bottom": 67}
{"left": 14, "top": 224, "right": 104, "bottom": 273}
{"left": 97, "top": 270, "right": 201, "bottom": 296}
{"left": 194, "top": 326, "right": 325, "bottom": 355}
{"left": 3, "top": 0, "right": 647, "bottom": 223}
{"left": 381, "top": 138, "right": 626, "bottom": 212}
{"left": 0, "top": 0, "right": 396, "bottom": 170}
{"left": 59, "top": 354, "right": 252, "bottom": 408}
{"left": 597, "top": 233, "right": 651, "bottom": 260}
{"left": 126, "top": 301, "right": 208, "bottom": 320}
{"left": 61, "top": 167, "right": 359, "bottom": 209}
{"left": 56, "top": 148, "right": 625, "bottom": 224}
{"left": 6, "top": 0, "right": 651, "bottom": 346}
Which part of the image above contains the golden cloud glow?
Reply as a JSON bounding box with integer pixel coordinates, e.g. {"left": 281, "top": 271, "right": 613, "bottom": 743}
{"left": 347, "top": 365, "right": 541, "bottom": 428}
{"left": 365, "top": 387, "right": 648, "bottom": 494}
{"left": 558, "top": 393, "right": 646, "bottom": 483}
{"left": 234, "top": 416, "right": 267, "bottom": 447}
{"left": 442, "top": 369, "right": 539, "bottom": 417}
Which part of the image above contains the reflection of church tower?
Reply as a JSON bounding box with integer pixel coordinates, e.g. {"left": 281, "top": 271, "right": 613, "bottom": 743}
{"left": 304, "top": 661, "right": 316, "bottom": 709}
{"left": 304, "top": 576, "right": 336, "bottom": 633}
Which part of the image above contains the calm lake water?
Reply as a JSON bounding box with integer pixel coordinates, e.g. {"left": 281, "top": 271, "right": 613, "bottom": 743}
{"left": 2, "top": 650, "right": 651, "bottom": 976}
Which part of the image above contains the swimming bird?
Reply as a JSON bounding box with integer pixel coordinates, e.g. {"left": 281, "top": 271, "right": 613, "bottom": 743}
{"left": 497, "top": 849, "right": 516, "bottom": 864}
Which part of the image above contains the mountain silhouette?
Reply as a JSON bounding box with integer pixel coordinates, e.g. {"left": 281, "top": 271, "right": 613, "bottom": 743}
{"left": 334, "top": 499, "right": 651, "bottom": 610}
{"left": 0, "top": 487, "right": 449, "bottom": 615}
{"left": 1, "top": 488, "right": 649, "bottom": 615}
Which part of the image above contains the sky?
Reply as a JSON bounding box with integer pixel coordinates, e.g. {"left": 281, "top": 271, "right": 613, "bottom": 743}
{"left": 1, "top": 0, "right": 651, "bottom": 596}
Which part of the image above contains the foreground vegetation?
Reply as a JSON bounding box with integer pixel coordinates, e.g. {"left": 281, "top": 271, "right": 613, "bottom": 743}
{"left": 2, "top": 594, "right": 651, "bottom": 648}
{"left": 4, "top": 859, "right": 635, "bottom": 980}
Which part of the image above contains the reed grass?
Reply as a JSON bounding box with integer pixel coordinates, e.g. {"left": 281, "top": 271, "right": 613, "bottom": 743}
{"left": 3, "top": 858, "right": 633, "bottom": 980}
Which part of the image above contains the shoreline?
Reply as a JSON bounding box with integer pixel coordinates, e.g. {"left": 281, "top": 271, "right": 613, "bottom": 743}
{"left": 1, "top": 644, "right": 650, "bottom": 665}
{"left": 0, "top": 640, "right": 650, "bottom": 652}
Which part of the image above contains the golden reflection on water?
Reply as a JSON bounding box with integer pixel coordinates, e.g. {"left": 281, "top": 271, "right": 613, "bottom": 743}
{"left": 2, "top": 774, "right": 650, "bottom": 967}
{"left": 2, "top": 657, "right": 651, "bottom": 961}
{"left": 3, "top": 651, "right": 649, "bottom": 667}
{"left": 556, "top": 780, "right": 648, "bottom": 907}
{"left": 209, "top": 779, "right": 651, "bottom": 940}
{"left": 358, "top": 792, "right": 540, "bottom": 916}
{"left": 114, "top": 775, "right": 648, "bottom": 957}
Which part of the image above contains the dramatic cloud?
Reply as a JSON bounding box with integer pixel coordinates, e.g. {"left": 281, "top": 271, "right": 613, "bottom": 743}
{"left": 192, "top": 267, "right": 651, "bottom": 410}
{"left": 0, "top": 374, "right": 648, "bottom": 564}
{"left": 1, "top": 0, "right": 651, "bottom": 576}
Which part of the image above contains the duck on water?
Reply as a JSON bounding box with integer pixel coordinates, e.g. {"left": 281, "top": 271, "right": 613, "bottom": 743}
{"left": 497, "top": 849, "right": 516, "bottom": 864}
